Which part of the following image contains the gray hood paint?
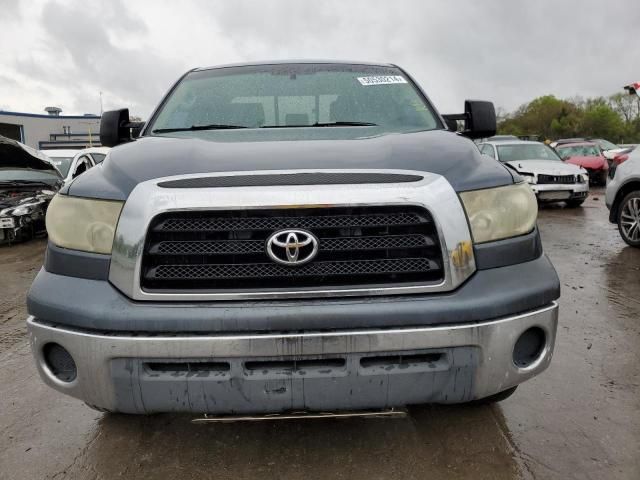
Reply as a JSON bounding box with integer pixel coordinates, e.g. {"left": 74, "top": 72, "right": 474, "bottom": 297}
{"left": 67, "top": 129, "right": 515, "bottom": 201}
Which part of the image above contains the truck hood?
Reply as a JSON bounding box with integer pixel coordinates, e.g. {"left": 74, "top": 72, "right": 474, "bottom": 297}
{"left": 506, "top": 159, "right": 585, "bottom": 176}
{"left": 67, "top": 129, "right": 514, "bottom": 200}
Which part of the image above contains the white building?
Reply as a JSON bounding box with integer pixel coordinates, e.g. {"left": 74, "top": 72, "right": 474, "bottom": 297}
{"left": 0, "top": 108, "right": 101, "bottom": 150}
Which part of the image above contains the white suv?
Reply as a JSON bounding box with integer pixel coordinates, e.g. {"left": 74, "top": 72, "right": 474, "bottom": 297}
{"left": 606, "top": 147, "right": 640, "bottom": 247}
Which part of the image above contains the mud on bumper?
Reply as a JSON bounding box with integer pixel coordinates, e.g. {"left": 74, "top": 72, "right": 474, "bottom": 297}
{"left": 28, "top": 302, "right": 558, "bottom": 414}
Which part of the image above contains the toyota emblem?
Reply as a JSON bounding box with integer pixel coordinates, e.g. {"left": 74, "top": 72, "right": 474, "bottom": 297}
{"left": 266, "top": 229, "right": 319, "bottom": 266}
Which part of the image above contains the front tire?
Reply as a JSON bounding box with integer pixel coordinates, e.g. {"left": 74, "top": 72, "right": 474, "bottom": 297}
{"left": 617, "top": 191, "right": 640, "bottom": 247}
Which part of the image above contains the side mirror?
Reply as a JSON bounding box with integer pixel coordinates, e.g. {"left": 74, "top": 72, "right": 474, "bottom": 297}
{"left": 464, "top": 100, "right": 496, "bottom": 139}
{"left": 444, "top": 118, "right": 459, "bottom": 132}
{"left": 442, "top": 100, "right": 496, "bottom": 139}
{"left": 100, "top": 109, "right": 145, "bottom": 147}
{"left": 131, "top": 123, "right": 145, "bottom": 139}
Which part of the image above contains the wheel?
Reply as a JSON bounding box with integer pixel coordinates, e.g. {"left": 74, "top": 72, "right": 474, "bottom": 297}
{"left": 471, "top": 386, "right": 518, "bottom": 405}
{"left": 566, "top": 199, "right": 585, "bottom": 208}
{"left": 617, "top": 191, "right": 640, "bottom": 247}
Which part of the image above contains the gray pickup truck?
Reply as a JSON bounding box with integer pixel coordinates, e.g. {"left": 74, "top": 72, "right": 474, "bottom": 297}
{"left": 27, "top": 61, "right": 560, "bottom": 414}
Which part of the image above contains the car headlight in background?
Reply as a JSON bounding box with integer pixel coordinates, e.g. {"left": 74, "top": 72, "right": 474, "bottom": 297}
{"left": 0, "top": 202, "right": 41, "bottom": 217}
{"left": 12, "top": 202, "right": 41, "bottom": 216}
{"left": 459, "top": 182, "right": 537, "bottom": 243}
{"left": 46, "top": 195, "right": 124, "bottom": 254}
{"left": 579, "top": 173, "right": 589, "bottom": 183}
{"left": 520, "top": 173, "right": 536, "bottom": 184}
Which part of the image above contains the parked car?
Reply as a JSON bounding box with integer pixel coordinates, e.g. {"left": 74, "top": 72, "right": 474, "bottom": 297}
{"left": 0, "top": 136, "right": 62, "bottom": 244}
{"left": 479, "top": 140, "right": 588, "bottom": 206}
{"left": 549, "top": 138, "right": 585, "bottom": 148}
{"left": 606, "top": 146, "right": 640, "bottom": 247}
{"left": 553, "top": 141, "right": 608, "bottom": 185}
{"left": 589, "top": 138, "right": 632, "bottom": 159}
{"left": 40, "top": 147, "right": 109, "bottom": 185}
{"left": 78, "top": 146, "right": 110, "bottom": 164}
{"left": 27, "top": 61, "right": 560, "bottom": 415}
{"left": 486, "top": 135, "right": 519, "bottom": 142}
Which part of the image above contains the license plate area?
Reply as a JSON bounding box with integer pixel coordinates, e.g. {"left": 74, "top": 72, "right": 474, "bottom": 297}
{"left": 539, "top": 191, "right": 572, "bottom": 200}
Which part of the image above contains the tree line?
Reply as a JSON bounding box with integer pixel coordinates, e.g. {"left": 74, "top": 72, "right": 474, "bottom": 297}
{"left": 497, "top": 93, "right": 640, "bottom": 143}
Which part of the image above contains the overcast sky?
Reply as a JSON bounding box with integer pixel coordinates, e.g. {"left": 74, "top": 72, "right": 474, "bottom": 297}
{"left": 1, "top": 0, "right": 638, "bottom": 118}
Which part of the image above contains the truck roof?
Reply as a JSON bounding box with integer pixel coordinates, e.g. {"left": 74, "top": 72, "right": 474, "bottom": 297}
{"left": 194, "top": 59, "right": 396, "bottom": 72}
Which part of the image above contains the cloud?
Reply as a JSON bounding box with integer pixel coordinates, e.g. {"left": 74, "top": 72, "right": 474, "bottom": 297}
{"left": 1, "top": 0, "right": 639, "bottom": 118}
{"left": 0, "top": 0, "right": 20, "bottom": 23}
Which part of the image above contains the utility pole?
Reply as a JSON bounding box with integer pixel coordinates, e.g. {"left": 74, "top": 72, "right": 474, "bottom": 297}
{"left": 99, "top": 91, "right": 103, "bottom": 116}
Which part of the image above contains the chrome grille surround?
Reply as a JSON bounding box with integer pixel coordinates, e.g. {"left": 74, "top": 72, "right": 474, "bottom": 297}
{"left": 109, "top": 169, "right": 476, "bottom": 301}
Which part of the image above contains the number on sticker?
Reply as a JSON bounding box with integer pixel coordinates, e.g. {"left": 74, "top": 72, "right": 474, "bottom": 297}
{"left": 357, "top": 76, "right": 408, "bottom": 86}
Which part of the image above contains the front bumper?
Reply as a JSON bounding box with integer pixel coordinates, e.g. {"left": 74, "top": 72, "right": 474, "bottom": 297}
{"left": 28, "top": 302, "right": 558, "bottom": 413}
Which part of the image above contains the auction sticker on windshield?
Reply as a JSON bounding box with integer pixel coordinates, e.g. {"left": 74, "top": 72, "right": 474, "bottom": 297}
{"left": 357, "top": 76, "right": 407, "bottom": 86}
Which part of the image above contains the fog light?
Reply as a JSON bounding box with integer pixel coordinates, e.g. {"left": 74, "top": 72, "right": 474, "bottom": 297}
{"left": 42, "top": 343, "right": 77, "bottom": 382}
{"left": 513, "top": 327, "right": 546, "bottom": 368}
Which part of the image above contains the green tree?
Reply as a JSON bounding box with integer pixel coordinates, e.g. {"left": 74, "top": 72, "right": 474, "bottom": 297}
{"left": 609, "top": 93, "right": 640, "bottom": 124}
{"left": 497, "top": 95, "right": 581, "bottom": 140}
{"left": 497, "top": 92, "right": 640, "bottom": 142}
{"left": 580, "top": 102, "right": 625, "bottom": 141}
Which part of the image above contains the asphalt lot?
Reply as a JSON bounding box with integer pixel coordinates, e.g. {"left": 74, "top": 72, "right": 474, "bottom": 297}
{"left": 0, "top": 187, "right": 638, "bottom": 480}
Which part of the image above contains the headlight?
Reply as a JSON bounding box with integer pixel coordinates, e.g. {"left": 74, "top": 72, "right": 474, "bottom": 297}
{"left": 12, "top": 205, "right": 33, "bottom": 216}
{"left": 459, "top": 183, "right": 537, "bottom": 243}
{"left": 521, "top": 174, "right": 536, "bottom": 184}
{"left": 580, "top": 173, "right": 589, "bottom": 183}
{"left": 12, "top": 201, "right": 42, "bottom": 216}
{"left": 46, "top": 195, "right": 124, "bottom": 254}
{"left": 0, "top": 202, "right": 39, "bottom": 217}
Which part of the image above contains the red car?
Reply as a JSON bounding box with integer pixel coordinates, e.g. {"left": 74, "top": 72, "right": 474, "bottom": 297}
{"left": 554, "top": 141, "right": 608, "bottom": 185}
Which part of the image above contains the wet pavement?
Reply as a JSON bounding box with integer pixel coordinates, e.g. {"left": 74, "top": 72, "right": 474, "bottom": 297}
{"left": 0, "top": 188, "right": 638, "bottom": 479}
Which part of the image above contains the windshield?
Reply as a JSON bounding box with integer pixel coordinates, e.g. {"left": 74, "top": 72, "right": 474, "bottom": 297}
{"left": 496, "top": 144, "right": 562, "bottom": 162}
{"left": 148, "top": 64, "right": 441, "bottom": 135}
{"left": 46, "top": 157, "right": 73, "bottom": 176}
{"left": 556, "top": 144, "right": 601, "bottom": 158}
{"left": 0, "top": 169, "right": 60, "bottom": 184}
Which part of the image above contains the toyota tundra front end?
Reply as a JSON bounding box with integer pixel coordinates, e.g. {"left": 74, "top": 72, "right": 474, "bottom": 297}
{"left": 27, "top": 61, "right": 560, "bottom": 414}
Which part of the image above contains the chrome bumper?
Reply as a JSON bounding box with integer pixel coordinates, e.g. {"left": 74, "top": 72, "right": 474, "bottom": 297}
{"left": 28, "top": 302, "right": 558, "bottom": 413}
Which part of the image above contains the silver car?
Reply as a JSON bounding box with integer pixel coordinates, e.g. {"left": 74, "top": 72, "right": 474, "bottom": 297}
{"left": 479, "top": 140, "right": 589, "bottom": 207}
{"left": 606, "top": 147, "right": 640, "bottom": 247}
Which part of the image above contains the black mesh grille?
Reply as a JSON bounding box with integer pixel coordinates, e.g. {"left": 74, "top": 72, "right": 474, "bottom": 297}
{"left": 537, "top": 174, "right": 577, "bottom": 184}
{"left": 141, "top": 206, "right": 443, "bottom": 292}
{"left": 154, "top": 212, "right": 423, "bottom": 232}
{"left": 152, "top": 258, "right": 437, "bottom": 280}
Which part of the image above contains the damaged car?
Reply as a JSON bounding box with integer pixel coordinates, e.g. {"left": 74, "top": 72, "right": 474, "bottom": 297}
{"left": 0, "top": 136, "right": 62, "bottom": 244}
{"left": 479, "top": 139, "right": 589, "bottom": 206}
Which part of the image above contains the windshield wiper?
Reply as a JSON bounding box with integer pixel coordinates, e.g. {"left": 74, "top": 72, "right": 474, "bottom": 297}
{"left": 260, "top": 121, "right": 378, "bottom": 128}
{"left": 152, "top": 124, "right": 248, "bottom": 134}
